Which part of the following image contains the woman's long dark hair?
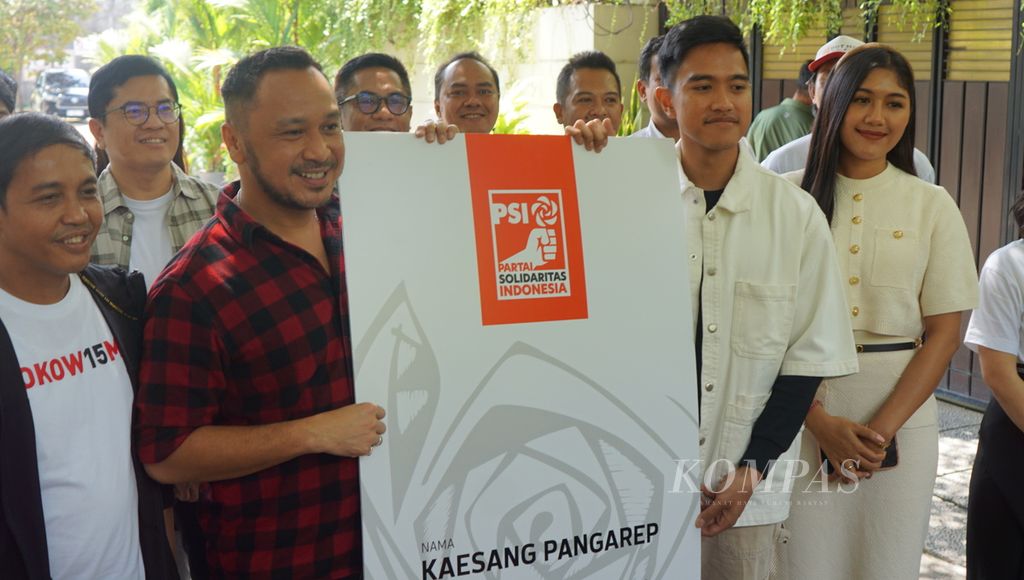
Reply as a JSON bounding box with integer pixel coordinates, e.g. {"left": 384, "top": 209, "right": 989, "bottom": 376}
{"left": 801, "top": 44, "right": 917, "bottom": 223}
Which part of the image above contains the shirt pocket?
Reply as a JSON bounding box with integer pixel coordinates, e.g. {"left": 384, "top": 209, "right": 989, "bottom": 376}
{"left": 731, "top": 282, "right": 796, "bottom": 360}
{"left": 870, "top": 227, "right": 918, "bottom": 290}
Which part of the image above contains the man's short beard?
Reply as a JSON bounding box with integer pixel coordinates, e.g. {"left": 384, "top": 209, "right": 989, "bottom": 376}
{"left": 244, "top": 140, "right": 334, "bottom": 211}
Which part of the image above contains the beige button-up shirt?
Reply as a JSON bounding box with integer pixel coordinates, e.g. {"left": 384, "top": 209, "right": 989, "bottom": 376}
{"left": 681, "top": 144, "right": 858, "bottom": 526}
{"left": 786, "top": 164, "right": 978, "bottom": 341}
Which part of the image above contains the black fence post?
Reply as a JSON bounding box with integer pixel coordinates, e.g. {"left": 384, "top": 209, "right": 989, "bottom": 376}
{"left": 1004, "top": 0, "right": 1024, "bottom": 244}
{"left": 928, "top": 1, "right": 948, "bottom": 180}
{"left": 750, "top": 24, "right": 763, "bottom": 115}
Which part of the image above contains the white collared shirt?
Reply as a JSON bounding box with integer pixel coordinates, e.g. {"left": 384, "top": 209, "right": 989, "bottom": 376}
{"left": 680, "top": 143, "right": 858, "bottom": 526}
{"left": 784, "top": 164, "right": 977, "bottom": 340}
{"left": 630, "top": 119, "right": 670, "bottom": 140}
{"left": 631, "top": 121, "right": 761, "bottom": 161}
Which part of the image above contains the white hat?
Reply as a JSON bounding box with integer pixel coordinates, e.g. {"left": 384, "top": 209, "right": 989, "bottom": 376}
{"left": 809, "top": 35, "right": 865, "bottom": 72}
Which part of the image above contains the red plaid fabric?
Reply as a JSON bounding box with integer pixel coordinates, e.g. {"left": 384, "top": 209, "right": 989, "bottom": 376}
{"left": 135, "top": 183, "right": 360, "bottom": 578}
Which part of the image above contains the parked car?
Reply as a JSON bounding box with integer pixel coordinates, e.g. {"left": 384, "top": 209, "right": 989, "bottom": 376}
{"left": 31, "top": 68, "right": 90, "bottom": 120}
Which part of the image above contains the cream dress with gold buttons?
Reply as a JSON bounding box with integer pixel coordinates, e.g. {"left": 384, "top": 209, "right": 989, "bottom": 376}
{"left": 782, "top": 164, "right": 978, "bottom": 580}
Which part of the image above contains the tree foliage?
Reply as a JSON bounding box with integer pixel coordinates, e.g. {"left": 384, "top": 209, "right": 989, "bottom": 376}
{"left": 0, "top": 0, "right": 99, "bottom": 81}
{"left": 663, "top": 0, "right": 944, "bottom": 46}
{"left": 86, "top": 0, "right": 553, "bottom": 171}
{"left": 83, "top": 0, "right": 949, "bottom": 170}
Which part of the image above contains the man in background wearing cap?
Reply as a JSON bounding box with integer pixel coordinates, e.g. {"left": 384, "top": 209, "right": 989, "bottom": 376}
{"left": 746, "top": 60, "right": 813, "bottom": 161}
{"left": 761, "top": 35, "right": 936, "bottom": 183}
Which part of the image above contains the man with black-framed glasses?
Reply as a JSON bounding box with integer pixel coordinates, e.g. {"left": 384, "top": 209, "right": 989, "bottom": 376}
{"left": 335, "top": 53, "right": 415, "bottom": 133}
{"left": 334, "top": 53, "right": 458, "bottom": 144}
{"left": 87, "top": 55, "right": 219, "bottom": 292}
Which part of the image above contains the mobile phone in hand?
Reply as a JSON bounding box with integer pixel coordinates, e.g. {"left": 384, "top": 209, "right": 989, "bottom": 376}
{"left": 820, "top": 435, "right": 898, "bottom": 475}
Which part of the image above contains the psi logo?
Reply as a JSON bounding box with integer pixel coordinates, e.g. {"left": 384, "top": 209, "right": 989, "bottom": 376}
{"left": 466, "top": 135, "right": 588, "bottom": 326}
{"left": 490, "top": 190, "right": 570, "bottom": 300}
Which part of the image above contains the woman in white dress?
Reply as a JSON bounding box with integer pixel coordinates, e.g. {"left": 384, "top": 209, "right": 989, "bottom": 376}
{"left": 964, "top": 192, "right": 1024, "bottom": 578}
{"left": 784, "top": 44, "right": 979, "bottom": 579}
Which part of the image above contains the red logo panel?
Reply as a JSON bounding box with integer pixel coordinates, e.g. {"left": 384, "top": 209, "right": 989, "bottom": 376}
{"left": 467, "top": 135, "right": 588, "bottom": 325}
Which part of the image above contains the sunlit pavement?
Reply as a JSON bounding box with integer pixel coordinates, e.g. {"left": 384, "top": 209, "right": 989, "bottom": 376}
{"left": 919, "top": 399, "right": 980, "bottom": 579}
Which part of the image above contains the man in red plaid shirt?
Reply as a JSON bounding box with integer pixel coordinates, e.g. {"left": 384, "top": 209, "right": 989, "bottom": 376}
{"left": 134, "top": 46, "right": 386, "bottom": 578}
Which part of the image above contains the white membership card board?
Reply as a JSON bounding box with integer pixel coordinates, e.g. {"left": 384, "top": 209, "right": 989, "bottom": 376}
{"left": 339, "top": 133, "right": 700, "bottom": 580}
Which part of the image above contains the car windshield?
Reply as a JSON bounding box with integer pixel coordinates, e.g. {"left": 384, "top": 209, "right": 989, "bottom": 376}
{"left": 46, "top": 71, "right": 88, "bottom": 89}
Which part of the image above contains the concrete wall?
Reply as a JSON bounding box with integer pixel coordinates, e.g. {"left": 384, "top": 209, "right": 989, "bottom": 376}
{"left": 404, "top": 3, "right": 658, "bottom": 134}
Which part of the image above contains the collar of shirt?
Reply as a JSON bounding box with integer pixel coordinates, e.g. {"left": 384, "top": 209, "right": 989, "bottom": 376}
{"left": 645, "top": 119, "right": 667, "bottom": 140}
{"left": 215, "top": 181, "right": 341, "bottom": 251}
{"left": 835, "top": 161, "right": 900, "bottom": 194}
{"left": 674, "top": 139, "right": 759, "bottom": 214}
{"left": 98, "top": 163, "right": 201, "bottom": 216}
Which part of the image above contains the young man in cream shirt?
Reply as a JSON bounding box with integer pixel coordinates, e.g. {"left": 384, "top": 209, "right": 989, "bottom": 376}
{"left": 655, "top": 16, "right": 858, "bottom": 578}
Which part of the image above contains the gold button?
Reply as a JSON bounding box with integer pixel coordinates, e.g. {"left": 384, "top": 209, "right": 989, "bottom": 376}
{"left": 852, "top": 216, "right": 862, "bottom": 225}
{"left": 849, "top": 276, "right": 860, "bottom": 285}
{"left": 852, "top": 306, "right": 860, "bottom": 317}
{"left": 850, "top": 244, "right": 860, "bottom": 254}
{"left": 707, "top": 212, "right": 717, "bottom": 221}
{"left": 704, "top": 382, "right": 714, "bottom": 392}
{"left": 893, "top": 230, "right": 903, "bottom": 239}
{"left": 853, "top": 193, "right": 863, "bottom": 202}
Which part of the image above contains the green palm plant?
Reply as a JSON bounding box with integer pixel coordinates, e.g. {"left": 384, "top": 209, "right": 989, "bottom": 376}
{"left": 617, "top": 74, "right": 643, "bottom": 137}
{"left": 153, "top": 43, "right": 237, "bottom": 174}
{"left": 492, "top": 102, "right": 530, "bottom": 135}
{"left": 662, "top": 0, "right": 944, "bottom": 47}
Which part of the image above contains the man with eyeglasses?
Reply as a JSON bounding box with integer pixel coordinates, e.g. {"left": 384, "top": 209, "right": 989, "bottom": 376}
{"left": 434, "top": 51, "right": 500, "bottom": 134}
{"left": 335, "top": 53, "right": 457, "bottom": 143}
{"left": 88, "top": 55, "right": 219, "bottom": 290}
{"left": 334, "top": 53, "right": 414, "bottom": 133}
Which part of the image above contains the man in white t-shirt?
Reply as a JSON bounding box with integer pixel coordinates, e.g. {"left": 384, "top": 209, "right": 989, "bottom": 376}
{"left": 88, "top": 55, "right": 220, "bottom": 289}
{"left": 0, "top": 113, "right": 176, "bottom": 578}
{"left": 761, "top": 35, "right": 936, "bottom": 183}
